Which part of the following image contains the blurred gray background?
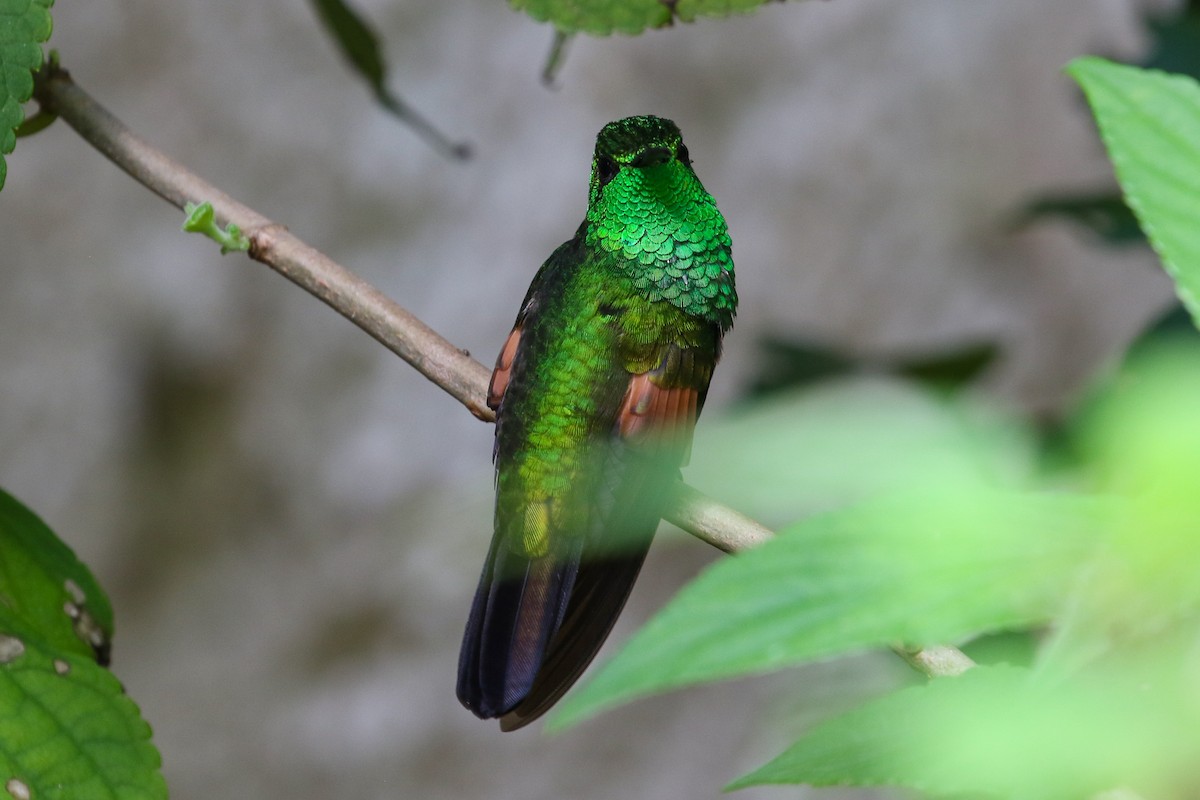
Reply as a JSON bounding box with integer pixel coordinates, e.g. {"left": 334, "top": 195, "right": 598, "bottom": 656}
{"left": 0, "top": 0, "right": 1180, "bottom": 798}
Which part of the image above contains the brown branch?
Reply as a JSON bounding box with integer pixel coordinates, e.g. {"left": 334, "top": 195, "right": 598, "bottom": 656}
{"left": 893, "top": 644, "right": 976, "bottom": 677}
{"left": 30, "top": 64, "right": 967, "bottom": 679}
{"left": 34, "top": 65, "right": 493, "bottom": 423}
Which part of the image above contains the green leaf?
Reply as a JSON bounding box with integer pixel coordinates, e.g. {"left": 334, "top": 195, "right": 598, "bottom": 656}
{"left": 1040, "top": 340, "right": 1200, "bottom": 678}
{"left": 0, "top": 488, "right": 112, "bottom": 662}
{"left": 308, "top": 0, "right": 468, "bottom": 159}
{"left": 0, "top": 489, "right": 165, "bottom": 800}
{"left": 744, "top": 336, "right": 858, "bottom": 398}
{"left": 510, "top": 0, "right": 805, "bottom": 36}
{"left": 746, "top": 339, "right": 999, "bottom": 399}
{"left": 689, "top": 379, "right": 1037, "bottom": 527}
{"left": 549, "top": 489, "right": 1099, "bottom": 729}
{"left": 0, "top": 611, "right": 165, "bottom": 800}
{"left": 310, "top": 0, "right": 385, "bottom": 90}
{"left": 0, "top": 0, "right": 54, "bottom": 190}
{"left": 730, "top": 663, "right": 1198, "bottom": 798}
{"left": 1067, "top": 57, "right": 1200, "bottom": 328}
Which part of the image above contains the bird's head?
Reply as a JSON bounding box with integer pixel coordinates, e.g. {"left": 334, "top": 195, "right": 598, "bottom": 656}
{"left": 587, "top": 115, "right": 698, "bottom": 212}
{"left": 583, "top": 116, "right": 735, "bottom": 325}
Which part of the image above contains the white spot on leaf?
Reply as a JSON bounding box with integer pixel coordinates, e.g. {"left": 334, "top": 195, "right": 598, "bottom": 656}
{"left": 64, "top": 579, "right": 86, "bottom": 605}
{"left": 0, "top": 636, "right": 25, "bottom": 664}
{"left": 5, "top": 777, "right": 30, "bottom": 800}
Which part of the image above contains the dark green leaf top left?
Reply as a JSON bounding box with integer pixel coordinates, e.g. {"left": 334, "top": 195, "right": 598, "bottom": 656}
{"left": 0, "top": 0, "right": 54, "bottom": 190}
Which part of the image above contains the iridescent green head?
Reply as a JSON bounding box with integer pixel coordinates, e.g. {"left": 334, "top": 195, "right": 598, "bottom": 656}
{"left": 585, "top": 116, "right": 736, "bottom": 329}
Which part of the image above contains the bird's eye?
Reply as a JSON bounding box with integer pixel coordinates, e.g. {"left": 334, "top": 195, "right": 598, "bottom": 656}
{"left": 596, "top": 156, "right": 620, "bottom": 187}
{"left": 676, "top": 143, "right": 691, "bottom": 166}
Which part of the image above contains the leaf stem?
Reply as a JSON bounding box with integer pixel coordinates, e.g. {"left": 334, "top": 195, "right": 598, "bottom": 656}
{"left": 29, "top": 63, "right": 970, "bottom": 679}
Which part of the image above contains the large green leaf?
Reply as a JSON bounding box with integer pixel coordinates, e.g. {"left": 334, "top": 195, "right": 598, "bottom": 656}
{"left": 688, "top": 378, "right": 1037, "bottom": 528}
{"left": 0, "top": 489, "right": 165, "bottom": 800}
{"left": 1039, "top": 341, "right": 1200, "bottom": 679}
{"left": 549, "top": 488, "right": 1099, "bottom": 729}
{"left": 730, "top": 662, "right": 1197, "bottom": 798}
{"left": 0, "top": 0, "right": 53, "bottom": 190}
{"left": 1068, "top": 57, "right": 1200, "bottom": 327}
{"left": 511, "top": 0, "right": 804, "bottom": 36}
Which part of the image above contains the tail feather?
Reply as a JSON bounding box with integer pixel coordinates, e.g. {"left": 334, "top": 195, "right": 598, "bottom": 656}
{"left": 459, "top": 438, "right": 680, "bottom": 729}
{"left": 457, "top": 540, "right": 579, "bottom": 719}
{"left": 498, "top": 552, "right": 648, "bottom": 730}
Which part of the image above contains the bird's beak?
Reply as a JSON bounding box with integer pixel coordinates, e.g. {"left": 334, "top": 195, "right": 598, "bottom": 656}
{"left": 631, "top": 147, "right": 673, "bottom": 168}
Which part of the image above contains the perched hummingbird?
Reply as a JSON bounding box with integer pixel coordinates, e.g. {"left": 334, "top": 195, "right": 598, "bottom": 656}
{"left": 457, "top": 116, "right": 737, "bottom": 730}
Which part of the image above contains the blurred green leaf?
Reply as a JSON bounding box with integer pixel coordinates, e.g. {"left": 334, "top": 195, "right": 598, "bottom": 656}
{"left": 1143, "top": 0, "right": 1200, "bottom": 80}
{"left": 1017, "top": 192, "right": 1145, "bottom": 244}
{"left": 0, "top": 0, "right": 54, "bottom": 190}
{"left": 958, "top": 630, "right": 1039, "bottom": 668}
{"left": 730, "top": 662, "right": 1198, "bottom": 798}
{"left": 690, "top": 378, "right": 1036, "bottom": 526}
{"left": 309, "top": 0, "right": 468, "bottom": 159}
{"left": 1068, "top": 58, "right": 1200, "bottom": 328}
{"left": 310, "top": 0, "right": 385, "bottom": 90}
{"left": 1041, "top": 341, "right": 1200, "bottom": 678}
{"left": 0, "top": 489, "right": 165, "bottom": 799}
{"left": 894, "top": 341, "right": 999, "bottom": 392}
{"left": 1135, "top": 302, "right": 1197, "bottom": 344}
{"left": 511, "top": 0, "right": 806, "bottom": 36}
{"left": 746, "top": 337, "right": 998, "bottom": 400}
{"left": 745, "top": 336, "right": 857, "bottom": 398}
{"left": 550, "top": 489, "right": 1099, "bottom": 729}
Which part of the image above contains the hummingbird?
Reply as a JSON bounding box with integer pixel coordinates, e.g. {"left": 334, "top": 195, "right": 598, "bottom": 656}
{"left": 457, "top": 115, "right": 737, "bottom": 730}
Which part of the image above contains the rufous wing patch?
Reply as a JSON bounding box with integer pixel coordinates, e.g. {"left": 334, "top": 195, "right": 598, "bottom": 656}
{"left": 617, "top": 373, "right": 700, "bottom": 449}
{"left": 488, "top": 325, "right": 523, "bottom": 411}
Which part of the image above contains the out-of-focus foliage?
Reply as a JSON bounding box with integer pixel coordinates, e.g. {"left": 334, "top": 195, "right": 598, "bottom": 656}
{"left": 1017, "top": 192, "right": 1145, "bottom": 244}
{"left": 746, "top": 337, "right": 998, "bottom": 399}
{"left": 730, "top": 662, "right": 1198, "bottom": 798}
{"left": 556, "top": 340, "right": 1200, "bottom": 797}
{"left": 307, "top": 0, "right": 468, "bottom": 158}
{"left": 690, "top": 377, "right": 1036, "bottom": 525}
{"left": 550, "top": 56, "right": 1200, "bottom": 798}
{"left": 1143, "top": 0, "right": 1200, "bottom": 80}
{"left": 551, "top": 488, "right": 1100, "bottom": 729}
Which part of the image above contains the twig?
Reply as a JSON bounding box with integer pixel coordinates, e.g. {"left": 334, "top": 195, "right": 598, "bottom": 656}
{"left": 34, "top": 64, "right": 493, "bottom": 422}
{"left": 893, "top": 644, "right": 976, "bottom": 677}
{"left": 30, "top": 65, "right": 970, "bottom": 679}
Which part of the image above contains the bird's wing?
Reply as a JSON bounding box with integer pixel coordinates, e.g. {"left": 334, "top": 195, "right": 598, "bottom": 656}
{"left": 492, "top": 339, "right": 717, "bottom": 730}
